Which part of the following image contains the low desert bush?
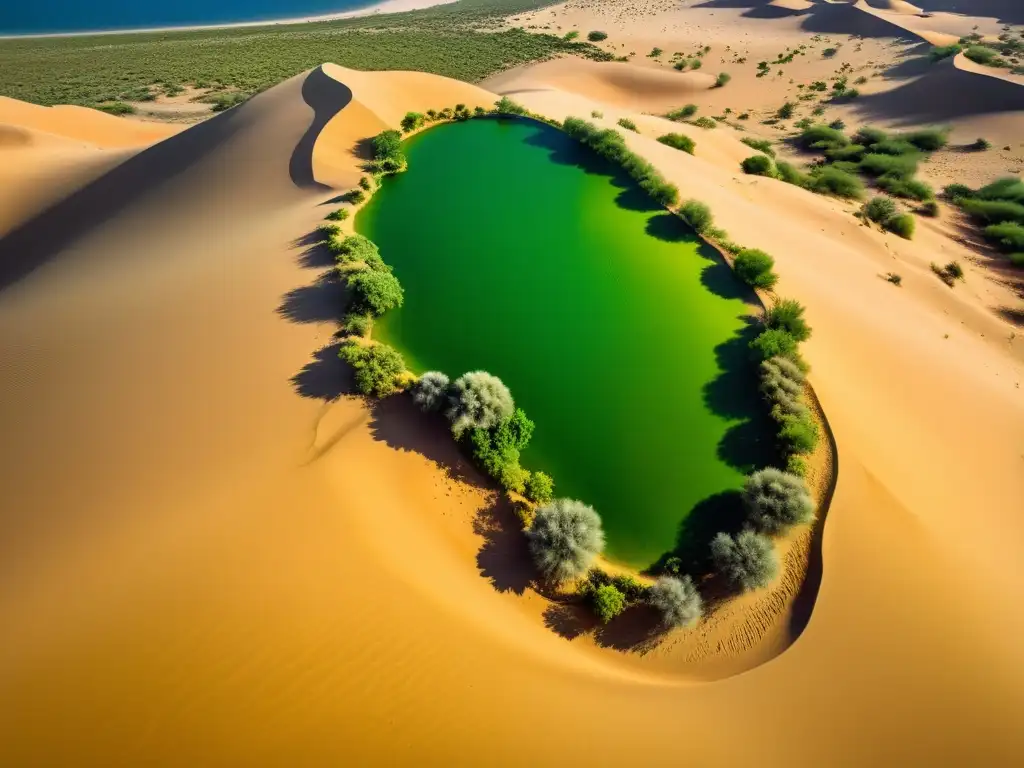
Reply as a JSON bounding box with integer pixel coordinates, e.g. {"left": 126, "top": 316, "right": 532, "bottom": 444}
{"left": 680, "top": 199, "right": 713, "bottom": 234}
{"left": 734, "top": 248, "right": 779, "bottom": 289}
{"left": 657, "top": 133, "right": 695, "bottom": 154}
{"left": 715, "top": 72, "right": 731, "bottom": 87}
{"left": 412, "top": 371, "right": 450, "bottom": 412}
{"left": 859, "top": 153, "right": 918, "bottom": 179}
{"left": 691, "top": 116, "right": 717, "bottom": 129}
{"left": 807, "top": 167, "right": 864, "bottom": 199}
{"left": 742, "top": 468, "right": 814, "bottom": 534}
{"left": 317, "top": 223, "right": 341, "bottom": 238}
{"left": 964, "top": 45, "right": 1001, "bottom": 65}
{"left": 711, "top": 530, "right": 778, "bottom": 592}
{"left": 984, "top": 221, "right": 1024, "bottom": 252}
{"left": 527, "top": 499, "right": 605, "bottom": 583}
{"left": 929, "top": 44, "right": 962, "bottom": 61}
{"left": 975, "top": 177, "right": 1024, "bottom": 203}
{"left": 776, "top": 101, "right": 796, "bottom": 120}
{"left": 885, "top": 213, "right": 916, "bottom": 239}
{"left": 588, "top": 31, "right": 608, "bottom": 42}
{"left": 741, "top": 154, "right": 776, "bottom": 177}
{"left": 750, "top": 328, "right": 798, "bottom": 362}
{"left": 592, "top": 584, "right": 626, "bottom": 623}
{"left": 864, "top": 195, "right": 897, "bottom": 224}
{"left": 667, "top": 104, "right": 698, "bottom": 121}
{"left": 775, "top": 161, "right": 809, "bottom": 187}
{"left": 876, "top": 176, "right": 934, "bottom": 202}
{"left": 617, "top": 117, "right": 638, "bottom": 132}
{"left": 338, "top": 341, "right": 405, "bottom": 397}
{"left": 958, "top": 198, "right": 1024, "bottom": 225}
{"left": 325, "top": 208, "right": 349, "bottom": 221}
{"left": 798, "top": 124, "right": 849, "bottom": 151}
{"left": 741, "top": 137, "right": 775, "bottom": 156}
{"left": 649, "top": 576, "right": 702, "bottom": 628}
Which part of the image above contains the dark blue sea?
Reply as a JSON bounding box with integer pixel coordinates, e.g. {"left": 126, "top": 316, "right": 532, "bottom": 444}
{"left": 0, "top": 1, "right": 380, "bottom": 36}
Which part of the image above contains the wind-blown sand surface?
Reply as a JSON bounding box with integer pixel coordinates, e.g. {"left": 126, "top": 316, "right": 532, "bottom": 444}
{"left": 1, "top": 1, "right": 1023, "bottom": 764}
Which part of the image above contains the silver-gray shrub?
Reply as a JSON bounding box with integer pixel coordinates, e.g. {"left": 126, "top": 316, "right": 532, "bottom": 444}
{"left": 412, "top": 371, "right": 450, "bottom": 412}
{"left": 649, "top": 575, "right": 703, "bottom": 628}
{"left": 760, "top": 356, "right": 808, "bottom": 420}
{"left": 527, "top": 499, "right": 605, "bottom": 584}
{"left": 742, "top": 467, "right": 814, "bottom": 534}
{"left": 710, "top": 530, "right": 778, "bottom": 592}
{"left": 445, "top": 371, "right": 514, "bottom": 437}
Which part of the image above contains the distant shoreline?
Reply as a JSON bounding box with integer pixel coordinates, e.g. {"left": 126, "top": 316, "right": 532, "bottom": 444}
{"left": 0, "top": 0, "right": 458, "bottom": 41}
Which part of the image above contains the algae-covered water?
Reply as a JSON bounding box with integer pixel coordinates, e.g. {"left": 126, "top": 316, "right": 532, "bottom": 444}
{"left": 358, "top": 117, "right": 775, "bottom": 567}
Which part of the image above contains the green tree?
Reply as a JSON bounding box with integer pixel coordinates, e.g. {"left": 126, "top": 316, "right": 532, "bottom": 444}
{"left": 765, "top": 298, "right": 811, "bottom": 342}
{"left": 346, "top": 268, "right": 404, "bottom": 316}
{"left": 592, "top": 584, "right": 626, "bottom": 623}
{"left": 734, "top": 248, "right": 778, "bottom": 289}
{"left": 525, "top": 471, "right": 554, "bottom": 504}
{"left": 338, "top": 342, "right": 405, "bottom": 398}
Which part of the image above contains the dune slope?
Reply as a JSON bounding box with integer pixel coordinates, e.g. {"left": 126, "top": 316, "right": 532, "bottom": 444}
{"left": 0, "top": 60, "right": 1022, "bottom": 768}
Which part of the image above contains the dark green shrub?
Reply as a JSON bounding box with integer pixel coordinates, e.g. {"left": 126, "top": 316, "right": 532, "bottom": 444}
{"left": 667, "top": 104, "right": 698, "bottom": 121}
{"left": 400, "top": 111, "right": 425, "bottom": 132}
{"left": 680, "top": 199, "right": 713, "bottom": 234}
{"left": 657, "top": 133, "right": 695, "bottom": 154}
{"left": 877, "top": 176, "right": 934, "bottom": 202}
{"left": 469, "top": 408, "right": 534, "bottom": 493}
{"left": 825, "top": 144, "right": 866, "bottom": 162}
{"left": 346, "top": 268, "right": 404, "bottom": 315}
{"left": 691, "top": 116, "right": 717, "bottom": 129}
{"left": 689, "top": 59, "right": 703, "bottom": 70}
{"left": 741, "top": 154, "right": 776, "bottom": 177}
{"left": 971, "top": 137, "right": 991, "bottom": 151}
{"left": 325, "top": 208, "right": 350, "bottom": 222}
{"left": 347, "top": 189, "right": 366, "bottom": 204}
{"left": 494, "top": 96, "right": 527, "bottom": 115}
{"left": 808, "top": 167, "right": 864, "bottom": 199}
{"left": 527, "top": 499, "right": 605, "bottom": 583}
{"left": 446, "top": 371, "right": 514, "bottom": 437}
{"left": 317, "top": 222, "right": 341, "bottom": 238}
{"left": 853, "top": 126, "right": 888, "bottom": 146}
{"left": 525, "top": 471, "right": 554, "bottom": 504}
{"left": 588, "top": 31, "right": 608, "bottom": 42}
{"left": 822, "top": 47, "right": 838, "bottom": 58}
{"left": 338, "top": 341, "right": 405, "bottom": 397}
{"left": 331, "top": 234, "right": 379, "bottom": 264}
{"left": 776, "top": 102, "right": 796, "bottom": 119}
{"left": 930, "top": 44, "right": 962, "bottom": 61}
{"left": 649, "top": 576, "right": 702, "bottom": 628}
{"left": 765, "top": 298, "right": 811, "bottom": 342}
{"left": 610, "top": 573, "right": 650, "bottom": 603}
{"left": 918, "top": 200, "right": 940, "bottom": 217}
{"left": 958, "top": 198, "right": 1024, "bottom": 225}
{"left": 885, "top": 214, "right": 915, "bottom": 239}
{"left": 945, "top": 261, "right": 964, "bottom": 280}
{"left": 649, "top": 47, "right": 663, "bottom": 58}
{"left": 715, "top": 72, "right": 731, "bottom": 87}
{"left": 564, "top": 30, "right": 580, "bottom": 41}
{"left": 592, "top": 585, "right": 626, "bottom": 623}
{"left": 864, "top": 195, "right": 898, "bottom": 224}
{"left": 341, "top": 312, "right": 370, "bottom": 337}
{"left": 944, "top": 183, "right": 973, "bottom": 200}
{"left": 742, "top": 468, "right": 814, "bottom": 534}
{"left": 871, "top": 139, "right": 918, "bottom": 156}
{"left": 885, "top": 272, "right": 903, "bottom": 286}
{"left": 734, "top": 249, "right": 779, "bottom": 289}
{"left": 741, "top": 137, "right": 775, "bottom": 157}
{"left": 1009, "top": 253, "right": 1024, "bottom": 267}
{"left": 902, "top": 128, "right": 949, "bottom": 151}
{"left": 750, "top": 328, "right": 798, "bottom": 361}
{"left": 711, "top": 530, "right": 778, "bottom": 592}
{"left": 786, "top": 455, "right": 808, "bottom": 477}
{"left": 358, "top": 176, "right": 372, "bottom": 191}
{"left": 372, "top": 129, "right": 404, "bottom": 162}
{"left": 984, "top": 222, "right": 1024, "bottom": 252}
{"left": 95, "top": 101, "right": 135, "bottom": 115}
{"left": 412, "top": 371, "right": 450, "bottom": 412}
{"left": 617, "top": 117, "right": 638, "bottom": 132}
{"left": 640, "top": 177, "right": 680, "bottom": 207}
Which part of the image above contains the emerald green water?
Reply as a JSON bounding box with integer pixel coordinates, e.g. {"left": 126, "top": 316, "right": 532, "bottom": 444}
{"left": 358, "top": 118, "right": 775, "bottom": 567}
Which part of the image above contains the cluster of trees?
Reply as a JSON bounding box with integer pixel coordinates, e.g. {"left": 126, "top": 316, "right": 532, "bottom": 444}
{"left": 368, "top": 129, "right": 407, "bottom": 173}
{"left": 339, "top": 341, "right": 406, "bottom": 397}
{"left": 411, "top": 370, "right": 553, "bottom": 501}
{"left": 562, "top": 116, "right": 680, "bottom": 207}
{"left": 945, "top": 177, "right": 1024, "bottom": 267}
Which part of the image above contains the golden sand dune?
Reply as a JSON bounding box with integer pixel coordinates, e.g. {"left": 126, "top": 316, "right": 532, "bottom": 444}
{"left": 1, "top": 52, "right": 1023, "bottom": 767}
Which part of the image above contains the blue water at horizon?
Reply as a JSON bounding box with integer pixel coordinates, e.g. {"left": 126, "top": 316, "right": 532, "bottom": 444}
{"left": 0, "top": 1, "right": 381, "bottom": 36}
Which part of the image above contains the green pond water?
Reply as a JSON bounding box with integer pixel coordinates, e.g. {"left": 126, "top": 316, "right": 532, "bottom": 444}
{"left": 357, "top": 117, "right": 776, "bottom": 568}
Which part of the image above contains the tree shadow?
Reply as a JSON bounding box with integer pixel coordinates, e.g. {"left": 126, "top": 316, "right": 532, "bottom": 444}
{"left": 542, "top": 603, "right": 598, "bottom": 640}
{"left": 997, "top": 306, "right": 1024, "bottom": 328}
{"left": 645, "top": 212, "right": 693, "bottom": 243}
{"left": 297, "top": 241, "right": 335, "bottom": 270}
{"left": 276, "top": 272, "right": 348, "bottom": 324}
{"left": 473, "top": 496, "right": 536, "bottom": 596}
{"left": 594, "top": 603, "right": 665, "bottom": 654}
{"left": 698, "top": 243, "right": 753, "bottom": 303}
{"left": 291, "top": 342, "right": 357, "bottom": 401}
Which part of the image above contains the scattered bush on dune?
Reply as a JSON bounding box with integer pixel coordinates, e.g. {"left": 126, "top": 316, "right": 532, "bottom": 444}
{"left": 958, "top": 198, "right": 1024, "bottom": 225}
{"left": 691, "top": 116, "right": 717, "bottom": 129}
{"left": 741, "top": 154, "right": 776, "bottom": 177}
{"left": 527, "top": 499, "right": 605, "bottom": 584}
{"left": 324, "top": 208, "right": 349, "bottom": 222}
{"left": 863, "top": 195, "right": 897, "bottom": 224}
{"left": 617, "top": 117, "right": 638, "bottom": 132}
{"left": 412, "top": 371, "right": 450, "bottom": 412}
{"left": 876, "top": 175, "right": 934, "bottom": 202}
{"left": 657, "top": 133, "right": 695, "bottom": 154}
{"left": 667, "top": 104, "right": 698, "bottom": 121}
{"left": 984, "top": 221, "right": 1024, "bottom": 252}
{"left": 338, "top": 341, "right": 405, "bottom": 398}
{"left": 742, "top": 468, "right": 814, "bottom": 534}
{"left": 797, "top": 124, "right": 849, "bottom": 151}
{"left": 929, "top": 44, "right": 962, "bottom": 61}
{"left": 807, "top": 166, "right": 864, "bottom": 199}
{"left": 711, "top": 530, "right": 778, "bottom": 592}
{"left": 741, "top": 137, "right": 775, "bottom": 157}
{"left": 680, "top": 199, "right": 713, "bottom": 235}
{"left": 775, "top": 161, "right": 809, "bottom": 187}
{"left": 885, "top": 213, "right": 915, "bottom": 239}
{"left": 858, "top": 152, "right": 918, "bottom": 180}
{"left": 346, "top": 268, "right": 404, "bottom": 315}
{"left": 525, "top": 470, "right": 555, "bottom": 504}
{"left": 446, "top": 371, "right": 514, "bottom": 438}
{"left": 765, "top": 298, "right": 811, "bottom": 342}
{"left": 734, "top": 248, "right": 778, "bottom": 289}
{"left": 975, "top": 177, "right": 1024, "bottom": 204}
{"left": 588, "top": 31, "right": 608, "bottom": 42}
{"left": 714, "top": 72, "right": 731, "bottom": 88}
{"left": 649, "top": 575, "right": 702, "bottom": 629}
{"left": 964, "top": 45, "right": 1001, "bottom": 66}
{"left": 317, "top": 222, "right": 341, "bottom": 238}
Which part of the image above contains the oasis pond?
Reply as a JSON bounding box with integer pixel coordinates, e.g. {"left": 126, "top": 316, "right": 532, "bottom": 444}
{"left": 358, "top": 117, "right": 776, "bottom": 567}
